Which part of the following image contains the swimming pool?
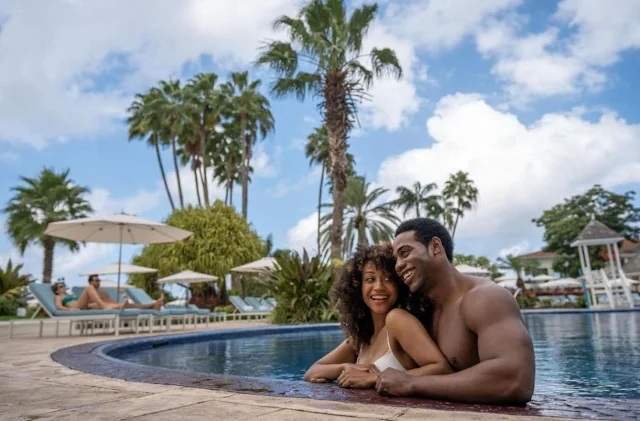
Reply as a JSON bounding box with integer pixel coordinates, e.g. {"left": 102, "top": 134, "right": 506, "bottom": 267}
{"left": 109, "top": 312, "right": 640, "bottom": 399}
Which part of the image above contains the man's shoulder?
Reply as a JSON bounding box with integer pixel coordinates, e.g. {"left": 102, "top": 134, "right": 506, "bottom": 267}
{"left": 459, "top": 281, "right": 523, "bottom": 327}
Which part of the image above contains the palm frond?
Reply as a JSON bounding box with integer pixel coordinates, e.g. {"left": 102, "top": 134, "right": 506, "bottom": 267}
{"left": 270, "top": 72, "right": 323, "bottom": 100}
{"left": 255, "top": 42, "right": 299, "bottom": 78}
{"left": 370, "top": 47, "right": 402, "bottom": 80}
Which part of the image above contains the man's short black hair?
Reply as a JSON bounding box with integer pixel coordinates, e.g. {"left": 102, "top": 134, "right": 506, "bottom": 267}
{"left": 87, "top": 274, "right": 98, "bottom": 283}
{"left": 395, "top": 218, "right": 454, "bottom": 262}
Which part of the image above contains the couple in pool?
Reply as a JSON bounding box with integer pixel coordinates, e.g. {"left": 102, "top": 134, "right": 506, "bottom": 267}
{"left": 305, "top": 218, "right": 535, "bottom": 406}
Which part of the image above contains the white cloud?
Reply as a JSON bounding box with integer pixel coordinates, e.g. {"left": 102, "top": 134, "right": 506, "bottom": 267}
{"left": 498, "top": 241, "right": 530, "bottom": 258}
{"left": 285, "top": 211, "right": 321, "bottom": 254}
{"left": 166, "top": 166, "right": 226, "bottom": 208}
{"left": 0, "top": 150, "right": 19, "bottom": 162}
{"left": 0, "top": 0, "right": 299, "bottom": 148}
{"left": 383, "top": 0, "right": 521, "bottom": 51}
{"left": 87, "top": 187, "right": 162, "bottom": 216}
{"left": 474, "top": 0, "right": 640, "bottom": 103}
{"left": 268, "top": 166, "right": 322, "bottom": 198}
{"left": 376, "top": 93, "right": 640, "bottom": 242}
{"left": 252, "top": 143, "right": 280, "bottom": 178}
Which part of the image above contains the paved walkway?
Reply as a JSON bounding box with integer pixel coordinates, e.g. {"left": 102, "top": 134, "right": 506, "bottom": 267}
{"left": 0, "top": 321, "right": 573, "bottom": 421}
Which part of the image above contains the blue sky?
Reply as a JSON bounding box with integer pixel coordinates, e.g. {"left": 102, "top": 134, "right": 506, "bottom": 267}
{"left": 1, "top": 0, "right": 639, "bottom": 287}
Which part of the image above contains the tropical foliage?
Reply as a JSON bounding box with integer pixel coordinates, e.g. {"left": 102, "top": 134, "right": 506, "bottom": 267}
{"left": 0, "top": 260, "right": 32, "bottom": 299}
{"left": 3, "top": 168, "right": 93, "bottom": 283}
{"left": 532, "top": 184, "right": 640, "bottom": 276}
{"left": 321, "top": 175, "right": 399, "bottom": 258}
{"left": 453, "top": 254, "right": 502, "bottom": 279}
{"left": 257, "top": 0, "right": 403, "bottom": 260}
{"left": 443, "top": 171, "right": 479, "bottom": 239}
{"left": 496, "top": 254, "right": 526, "bottom": 290}
{"left": 127, "top": 71, "right": 273, "bottom": 219}
{"left": 129, "top": 202, "right": 264, "bottom": 304}
{"left": 263, "top": 249, "right": 337, "bottom": 324}
{"left": 392, "top": 181, "right": 440, "bottom": 218}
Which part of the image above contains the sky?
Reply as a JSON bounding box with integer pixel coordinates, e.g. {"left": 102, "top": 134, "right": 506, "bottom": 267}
{"left": 0, "top": 0, "right": 639, "bottom": 288}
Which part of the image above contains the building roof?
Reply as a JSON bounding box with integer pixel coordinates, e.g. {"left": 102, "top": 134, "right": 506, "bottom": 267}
{"left": 571, "top": 219, "right": 624, "bottom": 246}
{"left": 620, "top": 239, "right": 640, "bottom": 253}
{"left": 517, "top": 250, "right": 558, "bottom": 259}
{"left": 623, "top": 252, "right": 640, "bottom": 275}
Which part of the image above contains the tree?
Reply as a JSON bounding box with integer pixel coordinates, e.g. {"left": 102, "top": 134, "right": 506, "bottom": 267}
{"left": 442, "top": 171, "right": 478, "bottom": 239}
{"left": 532, "top": 185, "right": 640, "bottom": 275}
{"left": 305, "top": 126, "right": 330, "bottom": 253}
{"left": 256, "top": 0, "right": 403, "bottom": 260}
{"left": 393, "top": 181, "right": 439, "bottom": 218}
{"left": 0, "top": 259, "right": 32, "bottom": 299}
{"left": 3, "top": 168, "right": 93, "bottom": 283}
{"left": 222, "top": 71, "right": 274, "bottom": 220}
{"left": 127, "top": 90, "right": 176, "bottom": 211}
{"left": 320, "top": 175, "right": 399, "bottom": 257}
{"left": 129, "top": 201, "right": 264, "bottom": 304}
{"left": 497, "top": 254, "right": 525, "bottom": 290}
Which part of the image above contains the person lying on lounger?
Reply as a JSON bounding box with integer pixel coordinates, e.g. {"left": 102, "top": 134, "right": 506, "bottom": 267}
{"left": 85, "top": 275, "right": 163, "bottom": 310}
{"left": 52, "top": 279, "right": 163, "bottom": 311}
{"left": 303, "top": 243, "right": 451, "bottom": 389}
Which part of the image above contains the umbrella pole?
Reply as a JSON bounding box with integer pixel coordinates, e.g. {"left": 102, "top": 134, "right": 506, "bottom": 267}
{"left": 117, "top": 226, "right": 123, "bottom": 303}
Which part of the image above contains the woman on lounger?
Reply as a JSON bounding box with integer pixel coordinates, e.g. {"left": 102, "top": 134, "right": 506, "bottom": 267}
{"left": 304, "top": 243, "right": 451, "bottom": 389}
{"left": 52, "top": 282, "right": 163, "bottom": 311}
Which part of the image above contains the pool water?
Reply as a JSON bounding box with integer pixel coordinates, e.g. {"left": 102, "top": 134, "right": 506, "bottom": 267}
{"left": 117, "top": 312, "right": 640, "bottom": 399}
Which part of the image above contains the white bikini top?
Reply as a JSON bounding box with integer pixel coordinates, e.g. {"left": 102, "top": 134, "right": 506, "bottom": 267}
{"left": 358, "top": 331, "right": 406, "bottom": 372}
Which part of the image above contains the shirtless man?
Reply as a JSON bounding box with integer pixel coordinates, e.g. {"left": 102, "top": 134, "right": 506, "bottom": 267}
{"left": 86, "top": 275, "right": 163, "bottom": 310}
{"left": 375, "top": 218, "right": 535, "bottom": 405}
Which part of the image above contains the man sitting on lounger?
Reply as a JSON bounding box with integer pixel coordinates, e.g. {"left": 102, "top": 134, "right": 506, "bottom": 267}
{"left": 85, "top": 275, "right": 164, "bottom": 310}
{"left": 374, "top": 218, "right": 535, "bottom": 406}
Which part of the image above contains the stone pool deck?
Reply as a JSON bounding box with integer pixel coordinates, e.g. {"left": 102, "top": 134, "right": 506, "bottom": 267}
{"left": 0, "top": 321, "right": 581, "bottom": 421}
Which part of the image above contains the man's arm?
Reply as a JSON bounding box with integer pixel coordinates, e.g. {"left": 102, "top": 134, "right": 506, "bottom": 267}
{"left": 376, "top": 284, "right": 535, "bottom": 405}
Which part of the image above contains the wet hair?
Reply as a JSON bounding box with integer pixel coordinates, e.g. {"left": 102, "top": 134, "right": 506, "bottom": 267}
{"left": 395, "top": 218, "right": 454, "bottom": 262}
{"left": 51, "top": 282, "right": 65, "bottom": 294}
{"left": 87, "top": 274, "right": 98, "bottom": 283}
{"left": 330, "top": 243, "right": 433, "bottom": 352}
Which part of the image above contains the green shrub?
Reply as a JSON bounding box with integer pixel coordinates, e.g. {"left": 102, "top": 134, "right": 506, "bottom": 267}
{"left": 576, "top": 295, "right": 586, "bottom": 308}
{"left": 213, "top": 305, "right": 235, "bottom": 314}
{"left": 516, "top": 293, "right": 539, "bottom": 309}
{"left": 264, "top": 249, "right": 336, "bottom": 324}
{"left": 0, "top": 296, "right": 18, "bottom": 316}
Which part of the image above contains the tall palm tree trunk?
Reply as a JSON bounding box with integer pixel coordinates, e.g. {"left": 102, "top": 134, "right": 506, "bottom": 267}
{"left": 415, "top": 202, "right": 421, "bottom": 218}
{"left": 451, "top": 208, "right": 461, "bottom": 239}
{"left": 198, "top": 165, "right": 207, "bottom": 206}
{"left": 230, "top": 181, "right": 234, "bottom": 206}
{"left": 193, "top": 165, "right": 203, "bottom": 208}
{"left": 199, "top": 128, "right": 210, "bottom": 207}
{"left": 154, "top": 136, "right": 175, "bottom": 211}
{"left": 171, "top": 132, "right": 185, "bottom": 209}
{"left": 325, "top": 73, "right": 349, "bottom": 261}
{"left": 240, "top": 115, "right": 249, "bottom": 219}
{"left": 317, "top": 163, "right": 325, "bottom": 255}
{"left": 42, "top": 237, "right": 54, "bottom": 284}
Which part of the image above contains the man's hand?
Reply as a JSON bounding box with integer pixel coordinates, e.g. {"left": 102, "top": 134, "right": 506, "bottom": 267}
{"left": 337, "top": 365, "right": 379, "bottom": 389}
{"left": 375, "top": 368, "right": 413, "bottom": 396}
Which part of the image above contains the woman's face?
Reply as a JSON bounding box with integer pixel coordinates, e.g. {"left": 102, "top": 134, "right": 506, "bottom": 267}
{"left": 56, "top": 284, "right": 66, "bottom": 295}
{"left": 361, "top": 261, "right": 399, "bottom": 315}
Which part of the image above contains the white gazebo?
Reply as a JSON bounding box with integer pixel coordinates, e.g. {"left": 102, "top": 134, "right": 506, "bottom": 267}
{"left": 455, "top": 264, "right": 490, "bottom": 278}
{"left": 570, "top": 219, "right": 634, "bottom": 308}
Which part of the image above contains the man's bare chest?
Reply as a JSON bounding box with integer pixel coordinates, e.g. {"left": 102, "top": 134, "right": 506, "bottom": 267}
{"left": 432, "top": 310, "right": 479, "bottom": 371}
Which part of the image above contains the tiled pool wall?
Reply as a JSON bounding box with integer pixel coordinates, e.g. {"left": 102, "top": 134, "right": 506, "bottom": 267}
{"left": 51, "top": 321, "right": 640, "bottom": 420}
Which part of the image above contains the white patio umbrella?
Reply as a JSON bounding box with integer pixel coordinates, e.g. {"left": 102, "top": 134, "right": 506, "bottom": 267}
{"left": 538, "top": 278, "right": 582, "bottom": 290}
{"left": 80, "top": 263, "right": 157, "bottom": 276}
{"left": 494, "top": 274, "right": 517, "bottom": 282}
{"left": 230, "top": 257, "right": 278, "bottom": 274}
{"left": 531, "top": 274, "right": 555, "bottom": 282}
{"left": 46, "top": 213, "right": 192, "bottom": 302}
{"left": 157, "top": 270, "right": 218, "bottom": 285}
{"left": 455, "top": 264, "right": 490, "bottom": 277}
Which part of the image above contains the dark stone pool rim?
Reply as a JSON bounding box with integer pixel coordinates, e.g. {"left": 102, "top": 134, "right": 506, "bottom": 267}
{"left": 51, "top": 323, "right": 640, "bottom": 420}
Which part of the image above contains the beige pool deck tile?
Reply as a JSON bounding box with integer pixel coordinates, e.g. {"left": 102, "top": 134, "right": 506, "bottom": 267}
{"left": 0, "top": 320, "right": 596, "bottom": 421}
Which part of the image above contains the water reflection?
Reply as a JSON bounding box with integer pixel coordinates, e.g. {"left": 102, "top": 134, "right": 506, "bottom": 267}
{"left": 120, "top": 312, "right": 640, "bottom": 398}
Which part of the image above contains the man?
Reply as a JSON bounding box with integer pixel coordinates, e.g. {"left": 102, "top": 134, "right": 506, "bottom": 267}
{"left": 86, "top": 275, "right": 163, "bottom": 310}
{"left": 375, "top": 218, "right": 535, "bottom": 405}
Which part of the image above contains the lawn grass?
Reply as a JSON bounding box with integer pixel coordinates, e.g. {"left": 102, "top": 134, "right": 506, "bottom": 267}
{"left": 0, "top": 314, "right": 48, "bottom": 321}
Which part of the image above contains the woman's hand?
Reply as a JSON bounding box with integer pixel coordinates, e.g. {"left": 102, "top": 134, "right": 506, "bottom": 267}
{"left": 337, "top": 364, "right": 380, "bottom": 389}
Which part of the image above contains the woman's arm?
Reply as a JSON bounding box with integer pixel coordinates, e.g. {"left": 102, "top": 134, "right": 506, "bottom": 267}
{"left": 303, "top": 339, "right": 358, "bottom": 382}
{"left": 386, "top": 308, "right": 452, "bottom": 376}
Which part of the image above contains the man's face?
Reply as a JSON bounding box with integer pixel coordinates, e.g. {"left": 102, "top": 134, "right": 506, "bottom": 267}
{"left": 393, "top": 230, "right": 443, "bottom": 294}
{"left": 90, "top": 276, "right": 101, "bottom": 288}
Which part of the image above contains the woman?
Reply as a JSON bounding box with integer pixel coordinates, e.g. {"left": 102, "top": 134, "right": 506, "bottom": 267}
{"left": 304, "top": 243, "right": 451, "bottom": 388}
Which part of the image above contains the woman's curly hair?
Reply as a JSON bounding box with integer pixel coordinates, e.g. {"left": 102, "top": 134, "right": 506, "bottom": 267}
{"left": 330, "top": 242, "right": 433, "bottom": 352}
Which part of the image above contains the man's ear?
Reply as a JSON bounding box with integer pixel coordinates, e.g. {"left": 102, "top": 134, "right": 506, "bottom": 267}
{"left": 430, "top": 237, "right": 443, "bottom": 257}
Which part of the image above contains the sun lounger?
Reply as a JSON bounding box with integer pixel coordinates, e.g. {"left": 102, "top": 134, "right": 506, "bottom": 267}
{"left": 28, "top": 283, "right": 146, "bottom": 336}
{"left": 228, "top": 296, "right": 270, "bottom": 320}
{"left": 244, "top": 296, "right": 271, "bottom": 312}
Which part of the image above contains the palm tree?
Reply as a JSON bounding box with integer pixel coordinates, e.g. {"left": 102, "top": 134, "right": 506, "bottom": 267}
{"left": 185, "top": 73, "right": 223, "bottom": 207}
{"left": 305, "top": 126, "right": 329, "bottom": 253}
{"left": 152, "top": 79, "right": 188, "bottom": 209}
{"left": 393, "top": 181, "right": 440, "bottom": 218}
{"left": 209, "top": 122, "right": 244, "bottom": 206}
{"left": 443, "top": 171, "right": 478, "bottom": 239}
{"left": 0, "top": 259, "right": 32, "bottom": 298}
{"left": 256, "top": 0, "right": 403, "bottom": 260}
{"left": 222, "top": 71, "right": 274, "bottom": 219}
{"left": 3, "top": 168, "right": 93, "bottom": 283}
{"left": 127, "top": 90, "right": 176, "bottom": 211}
{"left": 321, "top": 175, "right": 400, "bottom": 257}
{"left": 497, "top": 254, "right": 526, "bottom": 290}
